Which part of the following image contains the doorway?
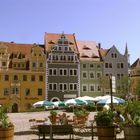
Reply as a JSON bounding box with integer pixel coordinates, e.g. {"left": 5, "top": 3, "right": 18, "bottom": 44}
{"left": 12, "top": 103, "right": 18, "bottom": 112}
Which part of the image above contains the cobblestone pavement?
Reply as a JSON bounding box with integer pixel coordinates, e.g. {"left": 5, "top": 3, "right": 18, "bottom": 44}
{"left": 8, "top": 111, "right": 125, "bottom": 140}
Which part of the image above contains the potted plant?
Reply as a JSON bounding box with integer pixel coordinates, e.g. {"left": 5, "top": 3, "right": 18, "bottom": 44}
{"left": 74, "top": 108, "right": 89, "bottom": 124}
{"left": 95, "top": 109, "right": 116, "bottom": 140}
{"left": 122, "top": 101, "right": 140, "bottom": 140}
{"left": 48, "top": 110, "right": 57, "bottom": 124}
{"left": 0, "top": 106, "right": 14, "bottom": 139}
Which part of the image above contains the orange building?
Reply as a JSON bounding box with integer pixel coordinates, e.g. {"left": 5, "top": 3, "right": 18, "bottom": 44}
{"left": 0, "top": 42, "right": 46, "bottom": 112}
{"left": 131, "top": 58, "right": 140, "bottom": 100}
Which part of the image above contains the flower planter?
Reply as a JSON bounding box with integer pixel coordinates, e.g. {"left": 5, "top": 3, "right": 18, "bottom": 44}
{"left": 0, "top": 126, "right": 14, "bottom": 140}
{"left": 124, "top": 126, "right": 140, "bottom": 140}
{"left": 48, "top": 115, "right": 57, "bottom": 124}
{"left": 97, "top": 126, "right": 116, "bottom": 140}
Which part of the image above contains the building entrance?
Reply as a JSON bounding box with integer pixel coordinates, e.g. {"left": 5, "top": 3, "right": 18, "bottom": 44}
{"left": 12, "top": 103, "right": 18, "bottom": 112}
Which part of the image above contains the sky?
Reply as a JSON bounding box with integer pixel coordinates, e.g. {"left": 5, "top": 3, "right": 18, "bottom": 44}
{"left": 0, "top": 0, "right": 140, "bottom": 64}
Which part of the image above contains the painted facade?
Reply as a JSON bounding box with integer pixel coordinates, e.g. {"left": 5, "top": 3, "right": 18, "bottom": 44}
{"left": 99, "top": 45, "right": 129, "bottom": 96}
{"left": 77, "top": 41, "right": 103, "bottom": 97}
{"left": 0, "top": 42, "right": 46, "bottom": 112}
{"left": 45, "top": 33, "right": 80, "bottom": 101}
{"left": 0, "top": 32, "right": 130, "bottom": 112}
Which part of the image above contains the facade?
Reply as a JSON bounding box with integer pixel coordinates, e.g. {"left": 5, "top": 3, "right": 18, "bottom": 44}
{"left": 0, "top": 32, "right": 130, "bottom": 111}
{"left": 0, "top": 42, "right": 46, "bottom": 112}
{"left": 99, "top": 45, "right": 129, "bottom": 96}
{"left": 45, "top": 33, "right": 80, "bottom": 101}
{"left": 130, "top": 58, "right": 140, "bottom": 100}
{"left": 77, "top": 41, "right": 103, "bottom": 97}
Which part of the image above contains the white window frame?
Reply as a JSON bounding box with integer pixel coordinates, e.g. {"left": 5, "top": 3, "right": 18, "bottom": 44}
{"left": 96, "top": 71, "right": 102, "bottom": 78}
{"left": 69, "top": 69, "right": 77, "bottom": 76}
{"left": 69, "top": 83, "right": 78, "bottom": 91}
{"left": 82, "top": 84, "right": 88, "bottom": 92}
{"left": 48, "top": 83, "right": 57, "bottom": 91}
{"left": 59, "top": 68, "right": 67, "bottom": 76}
{"left": 82, "top": 71, "right": 88, "bottom": 79}
{"left": 89, "top": 71, "right": 95, "bottom": 79}
{"left": 59, "top": 83, "right": 67, "bottom": 91}
{"left": 49, "top": 68, "right": 57, "bottom": 76}
{"left": 96, "top": 84, "right": 102, "bottom": 91}
{"left": 89, "top": 84, "right": 95, "bottom": 92}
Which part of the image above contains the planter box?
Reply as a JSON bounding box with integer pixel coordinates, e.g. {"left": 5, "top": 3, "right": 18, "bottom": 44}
{"left": 124, "top": 126, "right": 140, "bottom": 140}
{"left": 97, "top": 126, "right": 116, "bottom": 140}
{"left": 0, "top": 126, "right": 14, "bottom": 140}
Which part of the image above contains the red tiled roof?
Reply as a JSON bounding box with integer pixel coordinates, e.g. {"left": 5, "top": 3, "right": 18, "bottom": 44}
{"left": 44, "top": 32, "right": 79, "bottom": 53}
{"left": 77, "top": 40, "right": 100, "bottom": 61}
{"left": 0, "top": 42, "right": 38, "bottom": 58}
{"left": 98, "top": 48, "right": 109, "bottom": 58}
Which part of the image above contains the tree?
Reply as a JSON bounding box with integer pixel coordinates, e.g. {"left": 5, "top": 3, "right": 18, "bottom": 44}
{"left": 116, "top": 75, "right": 130, "bottom": 98}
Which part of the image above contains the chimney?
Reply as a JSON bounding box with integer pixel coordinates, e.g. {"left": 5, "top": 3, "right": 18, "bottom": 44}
{"left": 98, "top": 43, "right": 101, "bottom": 49}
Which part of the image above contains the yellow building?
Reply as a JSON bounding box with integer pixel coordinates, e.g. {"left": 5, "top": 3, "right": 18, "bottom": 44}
{"left": 130, "top": 58, "right": 140, "bottom": 100}
{"left": 0, "top": 42, "right": 46, "bottom": 112}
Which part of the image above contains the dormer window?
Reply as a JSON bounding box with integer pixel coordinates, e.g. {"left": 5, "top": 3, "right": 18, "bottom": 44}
{"left": 57, "top": 34, "right": 69, "bottom": 46}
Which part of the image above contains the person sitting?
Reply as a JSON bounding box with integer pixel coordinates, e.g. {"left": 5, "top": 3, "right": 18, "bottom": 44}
{"left": 113, "top": 110, "right": 125, "bottom": 133}
{"left": 60, "top": 113, "right": 68, "bottom": 125}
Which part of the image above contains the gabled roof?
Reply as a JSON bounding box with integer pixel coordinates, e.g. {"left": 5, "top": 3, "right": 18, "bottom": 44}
{"left": 77, "top": 41, "right": 100, "bottom": 61}
{"left": 131, "top": 58, "right": 140, "bottom": 69}
{"left": 44, "top": 33, "right": 78, "bottom": 53}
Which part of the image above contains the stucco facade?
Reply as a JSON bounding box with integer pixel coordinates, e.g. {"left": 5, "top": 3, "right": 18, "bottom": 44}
{"left": 0, "top": 42, "right": 46, "bottom": 112}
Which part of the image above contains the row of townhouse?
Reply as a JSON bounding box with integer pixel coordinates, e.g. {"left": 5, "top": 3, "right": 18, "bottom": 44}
{"left": 0, "top": 32, "right": 129, "bottom": 112}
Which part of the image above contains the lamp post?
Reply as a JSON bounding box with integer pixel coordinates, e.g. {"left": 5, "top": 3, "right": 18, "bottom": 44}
{"left": 110, "top": 76, "right": 113, "bottom": 111}
{"left": 110, "top": 76, "right": 116, "bottom": 111}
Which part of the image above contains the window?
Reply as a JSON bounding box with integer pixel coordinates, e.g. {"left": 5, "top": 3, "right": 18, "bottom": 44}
{"left": 105, "top": 63, "right": 108, "bottom": 68}
{"left": 13, "top": 75, "right": 18, "bottom": 81}
{"left": 25, "top": 88, "right": 30, "bottom": 96}
{"left": 12, "top": 87, "right": 19, "bottom": 94}
{"left": 18, "top": 63, "right": 20, "bottom": 68}
{"left": 4, "top": 88, "right": 9, "bottom": 96}
{"left": 111, "top": 53, "right": 117, "bottom": 58}
{"left": 109, "top": 63, "right": 112, "bottom": 68}
{"left": 2, "top": 62, "right": 6, "bottom": 66}
{"left": 69, "top": 83, "right": 77, "bottom": 91}
{"left": 82, "top": 72, "right": 87, "bottom": 78}
{"left": 39, "top": 63, "right": 43, "bottom": 68}
{"left": 83, "top": 64, "right": 86, "bottom": 68}
{"left": 23, "top": 75, "right": 27, "bottom": 81}
{"left": 69, "top": 69, "right": 77, "bottom": 76}
{"left": 39, "top": 75, "right": 43, "bottom": 81}
{"left": 49, "top": 69, "right": 57, "bottom": 76}
{"left": 4, "top": 75, "right": 9, "bottom": 81}
{"left": 31, "top": 75, "right": 35, "bottom": 81}
{"left": 59, "top": 83, "right": 67, "bottom": 91}
{"left": 97, "top": 64, "right": 101, "bottom": 68}
{"left": 121, "top": 63, "right": 124, "bottom": 68}
{"left": 105, "top": 63, "right": 112, "bottom": 68}
{"left": 117, "top": 63, "right": 124, "bottom": 68}
{"left": 96, "top": 72, "right": 102, "bottom": 78}
{"left": 82, "top": 85, "right": 88, "bottom": 92}
{"left": 38, "top": 88, "right": 42, "bottom": 96}
{"left": 90, "top": 64, "right": 94, "bottom": 68}
{"left": 59, "top": 69, "right": 67, "bottom": 76}
{"left": 89, "top": 72, "right": 95, "bottom": 79}
{"left": 97, "top": 85, "right": 101, "bottom": 91}
{"left": 89, "top": 85, "right": 95, "bottom": 92}
{"left": 48, "top": 83, "right": 57, "bottom": 91}
{"left": 32, "top": 62, "right": 36, "bottom": 68}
